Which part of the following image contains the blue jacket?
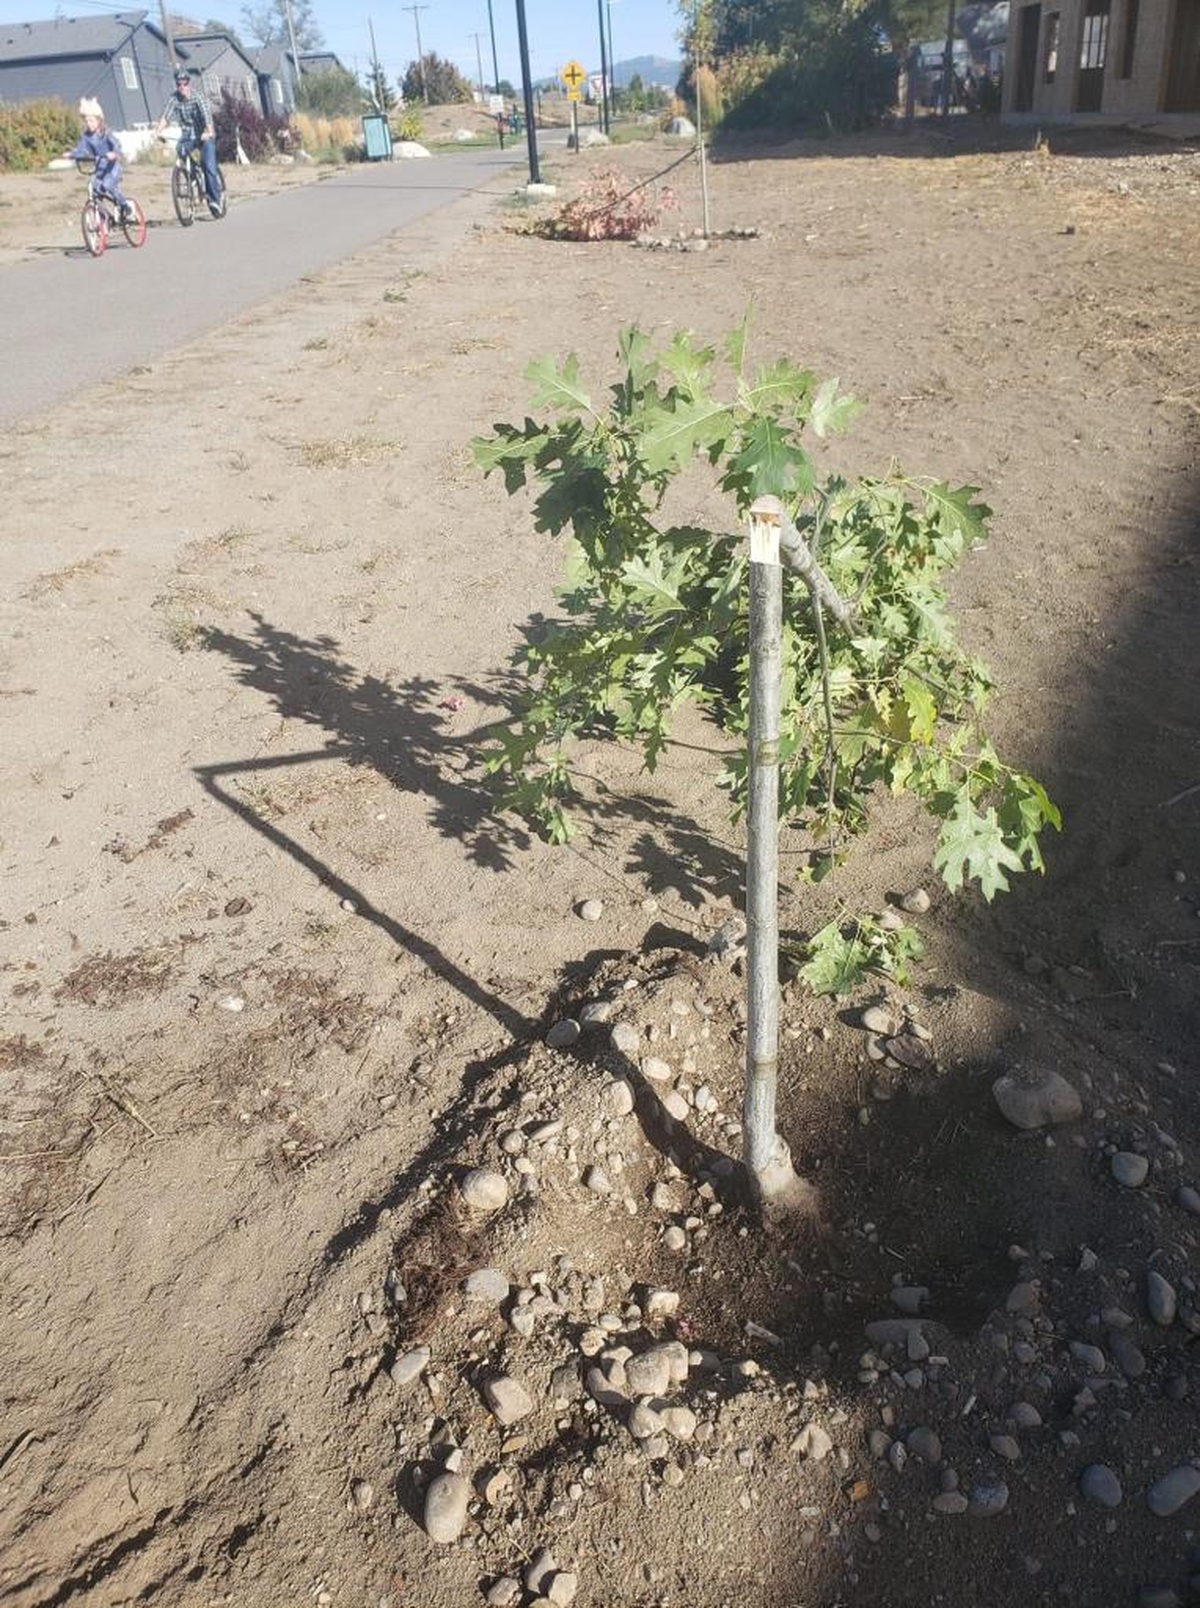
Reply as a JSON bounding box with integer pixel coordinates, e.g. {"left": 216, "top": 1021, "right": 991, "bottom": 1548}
{"left": 70, "top": 128, "right": 123, "bottom": 168}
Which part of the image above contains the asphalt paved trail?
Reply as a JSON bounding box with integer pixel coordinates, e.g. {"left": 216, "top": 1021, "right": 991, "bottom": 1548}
{"left": 0, "top": 149, "right": 520, "bottom": 425}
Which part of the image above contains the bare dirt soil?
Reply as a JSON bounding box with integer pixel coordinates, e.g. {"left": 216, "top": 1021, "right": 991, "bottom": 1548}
{"left": 0, "top": 124, "right": 1197, "bottom": 1608}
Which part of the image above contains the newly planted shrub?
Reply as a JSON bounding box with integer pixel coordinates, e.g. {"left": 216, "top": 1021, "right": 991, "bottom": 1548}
{"left": 536, "top": 169, "right": 677, "bottom": 242}
{"left": 0, "top": 98, "right": 77, "bottom": 172}
{"left": 472, "top": 324, "right": 1059, "bottom": 926}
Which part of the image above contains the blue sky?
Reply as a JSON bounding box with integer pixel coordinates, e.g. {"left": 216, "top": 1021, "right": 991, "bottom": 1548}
{"left": 0, "top": 0, "right": 683, "bottom": 87}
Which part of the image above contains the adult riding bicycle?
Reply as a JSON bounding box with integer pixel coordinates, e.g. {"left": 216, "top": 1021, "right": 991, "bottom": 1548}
{"left": 169, "top": 138, "right": 227, "bottom": 227}
{"left": 77, "top": 157, "right": 147, "bottom": 258}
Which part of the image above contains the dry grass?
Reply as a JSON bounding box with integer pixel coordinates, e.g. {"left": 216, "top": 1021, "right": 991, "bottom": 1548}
{"left": 23, "top": 548, "right": 122, "bottom": 600}
{"left": 295, "top": 435, "right": 401, "bottom": 469}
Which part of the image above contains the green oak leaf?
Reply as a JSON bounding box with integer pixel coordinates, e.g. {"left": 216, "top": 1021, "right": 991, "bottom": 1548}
{"left": 933, "top": 792, "right": 1025, "bottom": 900}
{"left": 723, "top": 416, "right": 814, "bottom": 502}
{"left": 809, "top": 377, "right": 862, "bottom": 438}
{"left": 525, "top": 352, "right": 592, "bottom": 415}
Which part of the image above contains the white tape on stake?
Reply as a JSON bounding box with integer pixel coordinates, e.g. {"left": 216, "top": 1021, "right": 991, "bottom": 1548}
{"left": 748, "top": 512, "right": 781, "bottom": 566}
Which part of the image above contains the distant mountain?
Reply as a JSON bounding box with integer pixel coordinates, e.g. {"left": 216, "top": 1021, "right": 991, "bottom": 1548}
{"left": 612, "top": 55, "right": 681, "bottom": 88}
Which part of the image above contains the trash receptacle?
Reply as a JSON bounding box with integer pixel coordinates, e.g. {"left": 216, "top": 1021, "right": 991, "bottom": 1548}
{"left": 362, "top": 113, "right": 393, "bottom": 161}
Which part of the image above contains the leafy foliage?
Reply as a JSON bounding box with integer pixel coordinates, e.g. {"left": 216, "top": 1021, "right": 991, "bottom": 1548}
{"left": 789, "top": 914, "right": 924, "bottom": 996}
{"left": 214, "top": 89, "right": 294, "bottom": 163}
{"left": 472, "top": 324, "right": 1060, "bottom": 906}
{"left": 295, "top": 64, "right": 366, "bottom": 117}
{"left": 402, "top": 52, "right": 473, "bottom": 105}
{"left": 0, "top": 98, "right": 77, "bottom": 173}
{"left": 242, "top": 0, "right": 322, "bottom": 48}
{"left": 535, "top": 169, "right": 678, "bottom": 242}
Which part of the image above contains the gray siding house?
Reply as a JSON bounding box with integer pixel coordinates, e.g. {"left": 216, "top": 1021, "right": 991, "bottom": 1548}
{"left": 0, "top": 10, "right": 175, "bottom": 125}
{"left": 174, "top": 30, "right": 262, "bottom": 109}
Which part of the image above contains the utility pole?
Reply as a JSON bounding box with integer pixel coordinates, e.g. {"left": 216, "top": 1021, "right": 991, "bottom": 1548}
{"left": 470, "top": 30, "right": 486, "bottom": 98}
{"left": 605, "top": 0, "right": 617, "bottom": 121}
{"left": 513, "top": 0, "right": 541, "bottom": 183}
{"left": 693, "top": 0, "right": 710, "bottom": 236}
{"left": 595, "top": 0, "right": 610, "bottom": 133}
{"left": 281, "top": 0, "right": 301, "bottom": 101}
{"left": 158, "top": 0, "right": 178, "bottom": 66}
{"left": 403, "top": 3, "right": 430, "bottom": 103}
{"left": 368, "top": 14, "right": 385, "bottom": 110}
{"left": 486, "top": 0, "right": 500, "bottom": 94}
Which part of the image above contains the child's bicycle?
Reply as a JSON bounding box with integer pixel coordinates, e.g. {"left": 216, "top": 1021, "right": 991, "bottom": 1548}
{"left": 77, "top": 159, "right": 147, "bottom": 258}
{"left": 170, "top": 142, "right": 227, "bottom": 227}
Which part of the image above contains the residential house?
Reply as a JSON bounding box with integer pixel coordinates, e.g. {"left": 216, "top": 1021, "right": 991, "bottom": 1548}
{"left": 0, "top": 10, "right": 175, "bottom": 126}
{"left": 173, "top": 30, "right": 262, "bottom": 110}
{"left": 1004, "top": 0, "right": 1199, "bottom": 116}
{"left": 251, "top": 44, "right": 347, "bottom": 115}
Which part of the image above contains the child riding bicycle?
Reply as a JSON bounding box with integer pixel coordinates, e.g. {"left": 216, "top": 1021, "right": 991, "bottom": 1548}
{"left": 64, "top": 99, "right": 133, "bottom": 218}
{"left": 154, "top": 66, "right": 222, "bottom": 209}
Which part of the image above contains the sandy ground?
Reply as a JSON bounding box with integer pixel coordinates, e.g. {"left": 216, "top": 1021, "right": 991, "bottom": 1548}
{"left": 0, "top": 123, "right": 1197, "bottom": 1607}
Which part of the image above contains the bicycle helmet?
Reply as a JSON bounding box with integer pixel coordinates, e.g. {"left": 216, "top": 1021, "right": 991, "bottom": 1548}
{"left": 173, "top": 66, "right": 191, "bottom": 83}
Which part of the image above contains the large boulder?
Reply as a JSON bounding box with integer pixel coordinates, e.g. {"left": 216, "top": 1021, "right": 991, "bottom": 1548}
{"left": 395, "top": 141, "right": 432, "bottom": 159}
{"left": 666, "top": 116, "right": 696, "bottom": 137}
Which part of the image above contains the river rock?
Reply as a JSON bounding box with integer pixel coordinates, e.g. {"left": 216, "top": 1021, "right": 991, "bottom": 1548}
{"left": 483, "top": 1375, "right": 534, "bottom": 1426}
{"left": 933, "top": 1491, "right": 969, "bottom": 1514}
{"left": 486, "top": 1579, "right": 522, "bottom": 1607}
{"left": 660, "top": 1404, "right": 697, "bottom": 1440}
{"left": 605, "top": 1077, "right": 635, "bottom": 1117}
{"left": 524, "top": 1548, "right": 555, "bottom": 1594}
{"left": 891, "top": 1285, "right": 929, "bottom": 1315}
{"left": 626, "top": 1349, "right": 673, "bottom": 1398}
{"left": 908, "top": 1426, "right": 942, "bottom": 1463}
{"left": 1146, "top": 1465, "right": 1200, "bottom": 1516}
{"left": 1111, "top": 1151, "right": 1149, "bottom": 1187}
{"left": 583, "top": 1165, "right": 612, "bottom": 1196}
{"left": 861, "top": 1005, "right": 898, "bottom": 1035}
{"left": 628, "top": 1401, "right": 664, "bottom": 1439}
{"left": 461, "top": 1168, "right": 509, "bottom": 1211}
{"left": 643, "top": 1057, "right": 672, "bottom": 1083}
{"left": 578, "top": 898, "right": 604, "bottom": 921}
{"left": 1146, "top": 1270, "right": 1178, "bottom": 1326}
{"left": 390, "top": 1346, "right": 430, "bottom": 1387}
{"left": 464, "top": 1267, "right": 509, "bottom": 1305}
{"left": 1080, "top": 1464, "right": 1123, "bottom": 1508}
{"left": 424, "top": 1472, "right": 470, "bottom": 1543}
{"left": 992, "top": 1070, "right": 1082, "bottom": 1130}
{"left": 1177, "top": 1185, "right": 1200, "bottom": 1217}
{"left": 795, "top": 1423, "right": 833, "bottom": 1462}
{"left": 901, "top": 887, "right": 931, "bottom": 914}
{"left": 611, "top": 1022, "right": 640, "bottom": 1056}
{"left": 581, "top": 999, "right": 613, "bottom": 1028}
{"left": 547, "top": 1018, "right": 581, "bottom": 1049}
{"left": 969, "top": 1480, "right": 1009, "bottom": 1517}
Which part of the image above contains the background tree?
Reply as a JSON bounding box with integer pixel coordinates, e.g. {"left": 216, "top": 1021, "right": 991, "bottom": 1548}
{"left": 402, "top": 52, "right": 473, "bottom": 104}
{"left": 295, "top": 62, "right": 367, "bottom": 115}
{"left": 242, "top": 0, "right": 323, "bottom": 50}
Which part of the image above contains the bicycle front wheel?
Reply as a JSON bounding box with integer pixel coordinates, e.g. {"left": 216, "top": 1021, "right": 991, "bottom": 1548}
{"left": 172, "top": 163, "right": 195, "bottom": 227}
{"left": 81, "top": 199, "right": 107, "bottom": 257}
{"left": 122, "top": 198, "right": 147, "bottom": 248}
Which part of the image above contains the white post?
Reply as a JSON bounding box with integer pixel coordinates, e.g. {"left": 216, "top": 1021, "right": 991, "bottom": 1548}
{"left": 692, "top": 4, "right": 711, "bottom": 238}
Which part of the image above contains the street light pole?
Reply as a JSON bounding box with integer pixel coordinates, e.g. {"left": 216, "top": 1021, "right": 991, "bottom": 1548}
{"left": 595, "top": 0, "right": 610, "bottom": 133}
{"left": 514, "top": 0, "right": 541, "bottom": 184}
{"left": 470, "top": 31, "right": 486, "bottom": 98}
{"left": 486, "top": 0, "right": 501, "bottom": 94}
{"left": 605, "top": 0, "right": 617, "bottom": 121}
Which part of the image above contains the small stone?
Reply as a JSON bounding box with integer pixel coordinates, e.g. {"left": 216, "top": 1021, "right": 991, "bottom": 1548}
{"left": 891, "top": 1286, "right": 929, "bottom": 1315}
{"left": 1006, "top": 1281, "right": 1040, "bottom": 1316}
{"left": 1007, "top": 1402, "right": 1042, "bottom": 1429}
{"left": 1111, "top": 1151, "right": 1150, "bottom": 1187}
{"left": 969, "top": 1481, "right": 1009, "bottom": 1517}
{"left": 663, "top": 1225, "right": 688, "bottom": 1253}
{"left": 901, "top": 887, "right": 930, "bottom": 914}
{"left": 1110, "top": 1332, "right": 1147, "bottom": 1379}
{"left": 1146, "top": 1270, "right": 1178, "bottom": 1327}
{"left": 795, "top": 1423, "right": 833, "bottom": 1462}
{"left": 932, "top": 1492, "right": 969, "bottom": 1514}
{"left": 989, "top": 1435, "right": 1020, "bottom": 1462}
{"left": 992, "top": 1070, "right": 1083, "bottom": 1130}
{"left": 1146, "top": 1466, "right": 1200, "bottom": 1517}
{"left": 464, "top": 1268, "right": 509, "bottom": 1305}
{"left": 644, "top": 1288, "right": 679, "bottom": 1319}
{"left": 547, "top": 1019, "right": 581, "bottom": 1050}
{"left": 578, "top": 899, "right": 604, "bottom": 922}
{"left": 606, "top": 1079, "right": 635, "bottom": 1117}
{"left": 548, "top": 1573, "right": 579, "bottom": 1606}
{"left": 861, "top": 1005, "right": 897, "bottom": 1035}
{"left": 486, "top": 1580, "right": 522, "bottom": 1608}
{"left": 461, "top": 1169, "right": 509, "bottom": 1211}
{"left": 482, "top": 1375, "right": 534, "bottom": 1427}
{"left": 390, "top": 1347, "right": 430, "bottom": 1387}
{"left": 643, "top": 1057, "right": 672, "bottom": 1083}
{"left": 628, "top": 1401, "right": 664, "bottom": 1439}
{"left": 868, "top": 1429, "right": 892, "bottom": 1459}
{"left": 626, "top": 1350, "right": 673, "bottom": 1398}
{"left": 351, "top": 1478, "right": 374, "bottom": 1511}
{"left": 1177, "top": 1185, "right": 1200, "bottom": 1217}
{"left": 659, "top": 1404, "right": 697, "bottom": 1441}
{"left": 1070, "top": 1341, "right": 1107, "bottom": 1373}
{"left": 661, "top": 1461, "right": 685, "bottom": 1488}
{"left": 611, "top": 1022, "right": 640, "bottom": 1056}
{"left": 663, "top": 1091, "right": 689, "bottom": 1121}
{"left": 907, "top": 1426, "right": 941, "bottom": 1463}
{"left": 524, "top": 1549, "right": 555, "bottom": 1595}
{"left": 584, "top": 1165, "right": 612, "bottom": 1196}
{"left": 580, "top": 1000, "right": 613, "bottom": 1028}
{"left": 1079, "top": 1464, "right": 1123, "bottom": 1508}
{"left": 424, "top": 1473, "right": 470, "bottom": 1543}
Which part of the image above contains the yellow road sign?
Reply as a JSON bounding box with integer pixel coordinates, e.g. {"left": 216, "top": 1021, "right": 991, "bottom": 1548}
{"left": 560, "top": 59, "right": 587, "bottom": 93}
{"left": 566, "top": 86, "right": 582, "bottom": 102}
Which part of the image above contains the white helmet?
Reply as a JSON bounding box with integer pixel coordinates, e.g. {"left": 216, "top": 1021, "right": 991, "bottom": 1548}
{"left": 78, "top": 96, "right": 103, "bottom": 119}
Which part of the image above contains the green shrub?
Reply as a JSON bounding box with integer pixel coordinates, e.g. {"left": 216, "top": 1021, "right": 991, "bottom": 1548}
{"left": 0, "top": 98, "right": 79, "bottom": 172}
{"left": 396, "top": 105, "right": 423, "bottom": 141}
